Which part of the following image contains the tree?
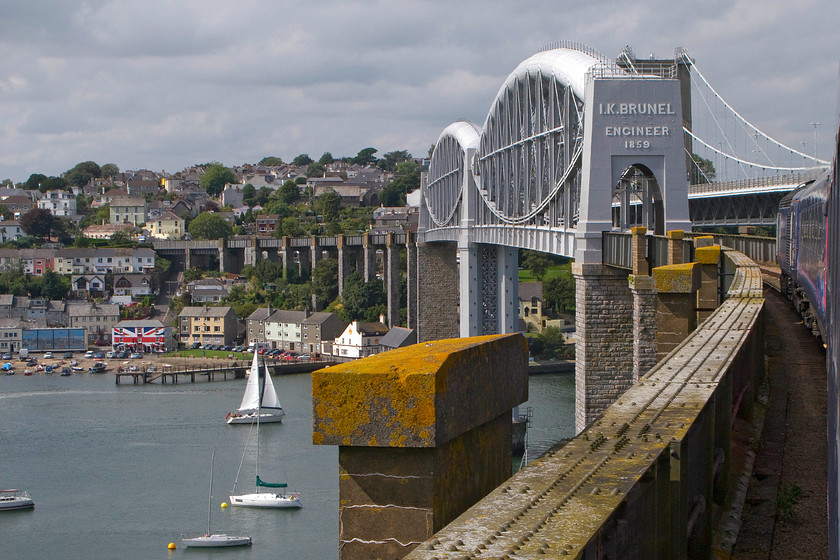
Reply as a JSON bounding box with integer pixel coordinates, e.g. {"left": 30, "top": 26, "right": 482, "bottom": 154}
{"left": 101, "top": 163, "right": 120, "bottom": 178}
{"left": 281, "top": 217, "right": 304, "bottom": 237}
{"left": 188, "top": 213, "right": 233, "bottom": 240}
{"left": 312, "top": 257, "right": 338, "bottom": 309}
{"left": 353, "top": 147, "right": 378, "bottom": 166}
{"left": 521, "top": 250, "right": 554, "bottom": 281}
{"left": 23, "top": 174, "right": 48, "bottom": 191}
{"left": 19, "top": 208, "right": 55, "bottom": 240}
{"left": 39, "top": 269, "right": 71, "bottom": 300}
{"left": 242, "top": 183, "right": 256, "bottom": 206}
{"left": 306, "top": 162, "right": 325, "bottom": 178}
{"left": 339, "top": 272, "right": 386, "bottom": 322}
{"left": 543, "top": 274, "right": 575, "bottom": 314}
{"left": 65, "top": 161, "right": 102, "bottom": 188}
{"left": 690, "top": 153, "right": 715, "bottom": 184}
{"left": 199, "top": 163, "right": 235, "bottom": 197}
{"left": 278, "top": 180, "right": 300, "bottom": 205}
{"left": 380, "top": 150, "right": 411, "bottom": 172}
{"left": 292, "top": 154, "right": 313, "bottom": 167}
{"left": 109, "top": 231, "right": 133, "bottom": 246}
{"left": 183, "top": 267, "right": 204, "bottom": 282}
{"left": 318, "top": 152, "right": 334, "bottom": 165}
{"left": 259, "top": 156, "right": 284, "bottom": 166}
{"left": 316, "top": 190, "right": 341, "bottom": 223}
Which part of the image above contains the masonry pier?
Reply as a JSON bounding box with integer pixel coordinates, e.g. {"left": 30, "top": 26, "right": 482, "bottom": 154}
{"left": 312, "top": 333, "right": 528, "bottom": 560}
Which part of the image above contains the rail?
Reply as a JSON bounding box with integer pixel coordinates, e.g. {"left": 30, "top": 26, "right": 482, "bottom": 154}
{"left": 405, "top": 247, "right": 764, "bottom": 559}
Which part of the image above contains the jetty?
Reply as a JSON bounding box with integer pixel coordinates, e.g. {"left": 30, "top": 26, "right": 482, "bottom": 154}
{"left": 114, "top": 361, "right": 329, "bottom": 384}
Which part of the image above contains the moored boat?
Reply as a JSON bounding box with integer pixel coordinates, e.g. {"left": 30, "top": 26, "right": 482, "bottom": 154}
{"left": 182, "top": 534, "right": 252, "bottom": 548}
{"left": 226, "top": 352, "right": 284, "bottom": 424}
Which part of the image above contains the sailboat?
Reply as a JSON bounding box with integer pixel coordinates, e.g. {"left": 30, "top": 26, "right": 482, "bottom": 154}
{"left": 226, "top": 352, "right": 285, "bottom": 424}
{"left": 182, "top": 450, "right": 252, "bottom": 548}
{"left": 229, "top": 359, "right": 302, "bottom": 509}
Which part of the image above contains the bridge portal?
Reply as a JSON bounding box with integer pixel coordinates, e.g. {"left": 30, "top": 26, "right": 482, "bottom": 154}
{"left": 419, "top": 43, "right": 690, "bottom": 338}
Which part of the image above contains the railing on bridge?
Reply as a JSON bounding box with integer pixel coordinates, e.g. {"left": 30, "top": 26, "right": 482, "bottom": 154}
{"left": 688, "top": 170, "right": 824, "bottom": 197}
{"left": 603, "top": 232, "right": 694, "bottom": 270}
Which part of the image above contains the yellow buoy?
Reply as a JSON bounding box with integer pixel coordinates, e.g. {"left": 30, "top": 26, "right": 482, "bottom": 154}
{"left": 221, "top": 502, "right": 228, "bottom": 508}
{"left": 168, "top": 543, "right": 176, "bottom": 550}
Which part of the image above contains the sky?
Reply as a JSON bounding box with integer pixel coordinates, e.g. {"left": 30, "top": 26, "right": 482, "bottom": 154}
{"left": 0, "top": 0, "right": 838, "bottom": 183}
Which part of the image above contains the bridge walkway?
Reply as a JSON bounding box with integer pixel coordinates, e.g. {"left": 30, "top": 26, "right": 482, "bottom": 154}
{"left": 727, "top": 288, "right": 827, "bottom": 558}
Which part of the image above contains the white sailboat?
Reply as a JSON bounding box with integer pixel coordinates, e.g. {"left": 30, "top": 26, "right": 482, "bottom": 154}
{"left": 183, "top": 450, "right": 252, "bottom": 548}
{"left": 226, "top": 352, "right": 285, "bottom": 424}
{"left": 229, "top": 361, "right": 302, "bottom": 509}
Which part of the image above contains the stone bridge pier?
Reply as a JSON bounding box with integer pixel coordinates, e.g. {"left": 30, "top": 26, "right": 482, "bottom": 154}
{"left": 312, "top": 333, "right": 528, "bottom": 560}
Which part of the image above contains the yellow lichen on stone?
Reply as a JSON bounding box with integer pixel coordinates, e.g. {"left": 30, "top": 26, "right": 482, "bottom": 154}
{"left": 695, "top": 245, "right": 721, "bottom": 265}
{"left": 653, "top": 262, "right": 699, "bottom": 293}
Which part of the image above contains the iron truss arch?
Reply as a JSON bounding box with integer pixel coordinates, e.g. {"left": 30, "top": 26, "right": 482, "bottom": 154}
{"left": 424, "top": 120, "right": 481, "bottom": 228}
{"left": 475, "top": 47, "right": 606, "bottom": 228}
{"left": 422, "top": 44, "right": 616, "bottom": 256}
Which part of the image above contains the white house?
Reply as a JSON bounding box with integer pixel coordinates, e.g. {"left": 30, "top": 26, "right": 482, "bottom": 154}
{"left": 331, "top": 317, "right": 389, "bottom": 361}
{"left": 37, "top": 190, "right": 77, "bottom": 217}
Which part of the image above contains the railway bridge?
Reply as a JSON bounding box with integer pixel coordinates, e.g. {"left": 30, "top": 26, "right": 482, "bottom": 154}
{"left": 308, "top": 42, "right": 813, "bottom": 559}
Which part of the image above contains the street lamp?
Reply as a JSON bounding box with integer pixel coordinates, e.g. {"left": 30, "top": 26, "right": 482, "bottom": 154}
{"left": 810, "top": 122, "right": 820, "bottom": 159}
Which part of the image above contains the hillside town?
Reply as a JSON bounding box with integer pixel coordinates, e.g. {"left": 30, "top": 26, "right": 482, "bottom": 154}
{"left": 0, "top": 152, "right": 574, "bottom": 365}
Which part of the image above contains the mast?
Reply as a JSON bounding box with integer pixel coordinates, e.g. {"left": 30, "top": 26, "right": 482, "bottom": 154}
{"left": 207, "top": 450, "right": 215, "bottom": 535}
{"left": 255, "top": 358, "right": 261, "bottom": 493}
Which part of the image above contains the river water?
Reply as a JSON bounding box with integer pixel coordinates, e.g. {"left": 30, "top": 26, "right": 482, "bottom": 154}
{"left": 0, "top": 370, "right": 573, "bottom": 559}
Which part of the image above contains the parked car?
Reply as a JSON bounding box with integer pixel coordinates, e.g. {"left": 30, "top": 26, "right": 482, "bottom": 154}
{"left": 63, "top": 352, "right": 73, "bottom": 359}
{"left": 298, "top": 354, "right": 311, "bottom": 361}
{"left": 116, "top": 351, "right": 127, "bottom": 359}
{"left": 130, "top": 352, "right": 143, "bottom": 359}
{"left": 191, "top": 342, "right": 201, "bottom": 349}
{"left": 84, "top": 350, "right": 95, "bottom": 358}
{"left": 92, "top": 352, "right": 105, "bottom": 359}
{"left": 1, "top": 353, "right": 11, "bottom": 360}
{"left": 106, "top": 351, "right": 116, "bottom": 358}
{"left": 44, "top": 352, "right": 53, "bottom": 359}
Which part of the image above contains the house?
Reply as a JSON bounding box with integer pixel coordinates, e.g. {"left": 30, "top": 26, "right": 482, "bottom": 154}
{"left": 0, "top": 249, "right": 55, "bottom": 275}
{"left": 246, "top": 306, "right": 274, "bottom": 346}
{"left": 109, "top": 196, "right": 147, "bottom": 226}
{"left": 378, "top": 326, "right": 416, "bottom": 352}
{"left": 112, "top": 320, "right": 174, "bottom": 353}
{"left": 255, "top": 214, "right": 280, "bottom": 235}
{"left": 53, "top": 248, "right": 155, "bottom": 275}
{"left": 221, "top": 185, "right": 244, "bottom": 209}
{"left": 37, "top": 190, "right": 77, "bottom": 217}
{"left": 82, "top": 223, "right": 134, "bottom": 240}
{"left": 301, "top": 311, "right": 347, "bottom": 357}
{"left": 331, "top": 317, "right": 389, "bottom": 361}
{"left": 70, "top": 274, "right": 107, "bottom": 298}
{"left": 518, "top": 282, "right": 568, "bottom": 334}
{"left": 178, "top": 306, "right": 238, "bottom": 347}
{"left": 148, "top": 211, "right": 185, "bottom": 240}
{"left": 125, "top": 178, "right": 159, "bottom": 197}
{"left": 186, "top": 277, "right": 229, "bottom": 304}
{"left": 372, "top": 206, "right": 419, "bottom": 232}
{"left": 0, "top": 195, "right": 35, "bottom": 217}
{"left": 67, "top": 302, "right": 121, "bottom": 344}
{"left": 112, "top": 273, "right": 153, "bottom": 299}
{"left": 264, "top": 309, "right": 308, "bottom": 352}
{"left": 0, "top": 220, "right": 25, "bottom": 243}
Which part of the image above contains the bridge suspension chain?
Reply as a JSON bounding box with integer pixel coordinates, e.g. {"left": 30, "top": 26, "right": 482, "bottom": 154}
{"left": 689, "top": 59, "right": 830, "bottom": 178}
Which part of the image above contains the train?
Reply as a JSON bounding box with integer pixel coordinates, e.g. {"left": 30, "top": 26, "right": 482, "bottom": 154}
{"left": 777, "top": 169, "right": 830, "bottom": 338}
{"left": 776, "top": 85, "right": 840, "bottom": 559}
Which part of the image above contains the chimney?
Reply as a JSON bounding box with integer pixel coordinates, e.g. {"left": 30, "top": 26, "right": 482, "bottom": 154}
{"left": 379, "top": 313, "right": 385, "bottom": 325}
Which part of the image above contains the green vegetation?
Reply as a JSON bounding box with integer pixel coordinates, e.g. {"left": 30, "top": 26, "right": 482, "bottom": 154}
{"left": 776, "top": 482, "right": 802, "bottom": 521}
